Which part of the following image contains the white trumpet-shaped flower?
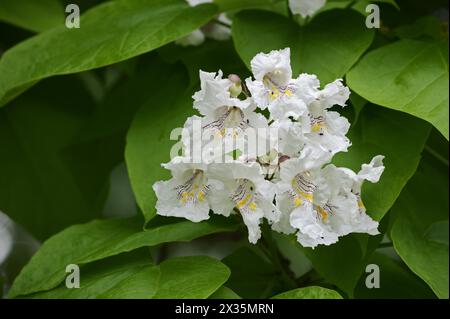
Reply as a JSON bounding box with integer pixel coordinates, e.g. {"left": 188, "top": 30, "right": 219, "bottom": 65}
{"left": 209, "top": 161, "right": 279, "bottom": 243}
{"left": 246, "top": 49, "right": 315, "bottom": 120}
{"left": 272, "top": 148, "right": 331, "bottom": 235}
{"left": 186, "top": 70, "right": 269, "bottom": 159}
{"left": 153, "top": 157, "right": 224, "bottom": 222}
{"left": 304, "top": 79, "right": 352, "bottom": 155}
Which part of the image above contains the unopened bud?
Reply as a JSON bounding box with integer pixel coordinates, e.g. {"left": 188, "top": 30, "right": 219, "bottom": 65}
{"left": 228, "top": 74, "right": 242, "bottom": 97}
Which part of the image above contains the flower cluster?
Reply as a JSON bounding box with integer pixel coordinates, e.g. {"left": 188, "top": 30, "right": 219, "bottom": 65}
{"left": 153, "top": 48, "right": 384, "bottom": 248}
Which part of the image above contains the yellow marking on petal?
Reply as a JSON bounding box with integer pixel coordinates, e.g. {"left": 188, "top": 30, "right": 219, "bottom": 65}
{"left": 236, "top": 194, "right": 252, "bottom": 209}
{"left": 285, "top": 89, "right": 293, "bottom": 97}
{"left": 294, "top": 196, "right": 303, "bottom": 207}
{"left": 300, "top": 191, "right": 313, "bottom": 202}
{"left": 358, "top": 200, "right": 365, "bottom": 209}
{"left": 248, "top": 202, "right": 258, "bottom": 211}
{"left": 269, "top": 89, "right": 280, "bottom": 100}
{"left": 311, "top": 123, "right": 324, "bottom": 133}
{"left": 291, "top": 178, "right": 314, "bottom": 203}
{"left": 317, "top": 206, "right": 329, "bottom": 221}
{"left": 180, "top": 191, "right": 189, "bottom": 204}
{"left": 197, "top": 191, "right": 206, "bottom": 202}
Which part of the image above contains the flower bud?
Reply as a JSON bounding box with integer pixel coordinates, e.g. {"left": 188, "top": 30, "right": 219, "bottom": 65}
{"left": 228, "top": 74, "right": 242, "bottom": 97}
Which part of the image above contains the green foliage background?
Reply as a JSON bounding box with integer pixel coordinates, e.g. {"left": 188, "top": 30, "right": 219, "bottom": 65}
{"left": 0, "top": 0, "right": 448, "bottom": 299}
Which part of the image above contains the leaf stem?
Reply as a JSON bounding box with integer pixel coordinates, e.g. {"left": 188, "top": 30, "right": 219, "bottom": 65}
{"left": 378, "top": 242, "right": 393, "bottom": 249}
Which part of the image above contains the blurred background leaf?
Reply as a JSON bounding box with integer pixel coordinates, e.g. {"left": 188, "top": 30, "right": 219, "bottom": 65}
{"left": 232, "top": 9, "right": 374, "bottom": 84}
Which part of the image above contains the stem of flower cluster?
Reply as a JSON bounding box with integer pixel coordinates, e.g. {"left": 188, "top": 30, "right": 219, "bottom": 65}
{"left": 260, "top": 223, "right": 298, "bottom": 290}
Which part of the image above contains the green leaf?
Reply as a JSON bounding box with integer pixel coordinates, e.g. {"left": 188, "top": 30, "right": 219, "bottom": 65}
{"left": 272, "top": 286, "right": 342, "bottom": 299}
{"left": 390, "top": 155, "right": 449, "bottom": 298}
{"left": 153, "top": 256, "right": 230, "bottom": 299}
{"left": 0, "top": 0, "right": 63, "bottom": 33}
{"left": 0, "top": 0, "right": 218, "bottom": 107}
{"left": 125, "top": 68, "right": 193, "bottom": 223}
{"left": 31, "top": 250, "right": 160, "bottom": 299}
{"left": 354, "top": 252, "right": 436, "bottom": 299}
{"left": 209, "top": 286, "right": 241, "bottom": 299}
{"left": 333, "top": 104, "right": 431, "bottom": 221}
{"left": 301, "top": 233, "right": 383, "bottom": 297}
{"left": 214, "top": 0, "right": 287, "bottom": 14}
{"left": 395, "top": 16, "right": 447, "bottom": 41}
{"left": 9, "top": 216, "right": 237, "bottom": 298}
{"left": 78, "top": 53, "right": 183, "bottom": 143}
{"left": 158, "top": 40, "right": 250, "bottom": 86}
{"left": 347, "top": 39, "right": 449, "bottom": 139}
{"left": 30, "top": 253, "right": 230, "bottom": 299}
{"left": 0, "top": 76, "right": 119, "bottom": 240}
{"left": 349, "top": 92, "right": 368, "bottom": 125}
{"left": 425, "top": 221, "right": 449, "bottom": 246}
{"left": 222, "top": 247, "right": 282, "bottom": 299}
{"left": 232, "top": 9, "right": 374, "bottom": 84}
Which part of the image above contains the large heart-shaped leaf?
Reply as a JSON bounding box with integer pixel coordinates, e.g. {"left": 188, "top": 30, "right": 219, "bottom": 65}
{"left": 0, "top": 0, "right": 217, "bottom": 107}
{"left": 9, "top": 216, "right": 237, "bottom": 298}
{"left": 30, "top": 253, "right": 229, "bottom": 299}
{"left": 30, "top": 250, "right": 160, "bottom": 299}
{"left": 347, "top": 39, "right": 449, "bottom": 139}
{"left": 232, "top": 9, "right": 374, "bottom": 84}
{"left": 390, "top": 154, "right": 449, "bottom": 299}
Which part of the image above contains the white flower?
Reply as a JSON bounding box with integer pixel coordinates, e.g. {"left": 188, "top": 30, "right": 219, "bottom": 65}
{"left": 0, "top": 211, "right": 14, "bottom": 266}
{"left": 202, "top": 14, "right": 232, "bottom": 41}
{"left": 153, "top": 157, "right": 224, "bottom": 222}
{"left": 303, "top": 79, "right": 352, "bottom": 155}
{"left": 288, "top": 0, "right": 327, "bottom": 18}
{"left": 246, "top": 48, "right": 311, "bottom": 120}
{"left": 175, "top": 29, "right": 205, "bottom": 47}
{"left": 250, "top": 48, "right": 292, "bottom": 86}
{"left": 209, "top": 161, "right": 279, "bottom": 243}
{"left": 193, "top": 70, "right": 250, "bottom": 117}
{"left": 188, "top": 71, "right": 269, "bottom": 159}
{"left": 329, "top": 155, "right": 385, "bottom": 223}
{"left": 272, "top": 149, "right": 330, "bottom": 235}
